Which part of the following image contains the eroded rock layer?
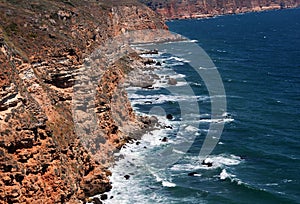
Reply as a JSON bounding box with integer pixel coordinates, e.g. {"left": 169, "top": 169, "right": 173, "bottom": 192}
{"left": 0, "top": 0, "right": 166, "bottom": 203}
{"left": 140, "top": 0, "right": 300, "bottom": 19}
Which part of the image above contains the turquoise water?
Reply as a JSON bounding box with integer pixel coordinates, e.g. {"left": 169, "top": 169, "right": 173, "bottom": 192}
{"left": 104, "top": 8, "right": 300, "bottom": 203}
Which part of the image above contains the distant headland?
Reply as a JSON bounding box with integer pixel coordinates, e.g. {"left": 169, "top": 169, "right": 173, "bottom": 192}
{"left": 139, "top": 0, "right": 300, "bottom": 20}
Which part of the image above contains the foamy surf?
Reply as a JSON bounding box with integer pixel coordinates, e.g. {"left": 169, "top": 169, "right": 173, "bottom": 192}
{"left": 219, "top": 169, "right": 231, "bottom": 180}
{"left": 162, "top": 181, "right": 176, "bottom": 187}
{"left": 101, "top": 36, "right": 244, "bottom": 204}
{"left": 171, "top": 154, "right": 243, "bottom": 171}
{"left": 164, "top": 56, "right": 190, "bottom": 63}
{"left": 199, "top": 118, "right": 234, "bottom": 123}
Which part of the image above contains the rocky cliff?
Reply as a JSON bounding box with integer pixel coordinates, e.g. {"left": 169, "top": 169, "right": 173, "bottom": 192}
{"left": 139, "top": 0, "right": 300, "bottom": 19}
{"left": 0, "top": 0, "right": 166, "bottom": 203}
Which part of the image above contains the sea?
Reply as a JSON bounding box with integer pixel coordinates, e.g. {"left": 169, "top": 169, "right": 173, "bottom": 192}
{"left": 100, "top": 8, "right": 300, "bottom": 204}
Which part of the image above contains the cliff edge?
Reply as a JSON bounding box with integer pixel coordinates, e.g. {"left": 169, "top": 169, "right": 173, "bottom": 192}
{"left": 0, "top": 0, "right": 166, "bottom": 203}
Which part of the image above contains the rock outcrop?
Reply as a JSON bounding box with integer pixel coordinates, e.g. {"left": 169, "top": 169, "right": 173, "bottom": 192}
{"left": 0, "top": 0, "right": 166, "bottom": 203}
{"left": 139, "top": 0, "right": 300, "bottom": 19}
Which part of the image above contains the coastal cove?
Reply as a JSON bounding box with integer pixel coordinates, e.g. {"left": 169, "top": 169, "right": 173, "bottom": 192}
{"left": 99, "top": 8, "right": 300, "bottom": 203}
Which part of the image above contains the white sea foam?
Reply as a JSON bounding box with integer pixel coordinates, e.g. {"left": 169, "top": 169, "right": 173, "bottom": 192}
{"left": 199, "top": 118, "right": 234, "bottom": 123}
{"left": 173, "top": 81, "right": 189, "bottom": 87}
{"left": 220, "top": 169, "right": 231, "bottom": 180}
{"left": 150, "top": 73, "right": 188, "bottom": 88}
{"left": 101, "top": 133, "right": 171, "bottom": 203}
{"left": 102, "top": 113, "right": 238, "bottom": 203}
{"left": 128, "top": 93, "right": 201, "bottom": 105}
{"left": 222, "top": 112, "right": 231, "bottom": 117}
{"left": 172, "top": 149, "right": 186, "bottom": 155}
{"left": 189, "top": 82, "right": 202, "bottom": 86}
{"left": 102, "top": 40, "right": 240, "bottom": 203}
{"left": 170, "top": 39, "right": 199, "bottom": 44}
{"left": 265, "top": 183, "right": 279, "bottom": 186}
{"left": 216, "top": 49, "right": 227, "bottom": 53}
{"left": 139, "top": 52, "right": 163, "bottom": 58}
{"left": 166, "top": 61, "right": 185, "bottom": 66}
{"left": 204, "top": 158, "right": 213, "bottom": 164}
{"left": 142, "top": 129, "right": 169, "bottom": 146}
{"left": 213, "top": 154, "right": 242, "bottom": 166}
{"left": 171, "top": 154, "right": 242, "bottom": 171}
{"left": 170, "top": 73, "right": 186, "bottom": 79}
{"left": 162, "top": 181, "right": 176, "bottom": 187}
{"left": 282, "top": 179, "right": 292, "bottom": 183}
{"left": 140, "top": 54, "right": 154, "bottom": 58}
{"left": 184, "top": 125, "right": 199, "bottom": 132}
{"left": 219, "top": 169, "right": 245, "bottom": 185}
{"left": 165, "top": 56, "right": 190, "bottom": 63}
{"left": 198, "top": 66, "right": 217, "bottom": 70}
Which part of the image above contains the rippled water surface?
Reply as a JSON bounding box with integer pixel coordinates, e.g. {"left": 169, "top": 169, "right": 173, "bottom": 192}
{"left": 101, "top": 8, "right": 300, "bottom": 204}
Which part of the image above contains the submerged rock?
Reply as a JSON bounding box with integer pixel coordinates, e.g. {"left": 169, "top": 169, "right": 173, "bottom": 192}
{"left": 156, "top": 61, "right": 162, "bottom": 66}
{"left": 202, "top": 158, "right": 213, "bottom": 167}
{"left": 142, "top": 84, "right": 154, "bottom": 89}
{"left": 161, "top": 137, "right": 168, "bottom": 142}
{"left": 168, "top": 78, "right": 177, "bottom": 85}
{"left": 188, "top": 172, "right": 198, "bottom": 176}
{"left": 166, "top": 114, "right": 173, "bottom": 120}
{"left": 100, "top": 194, "right": 108, "bottom": 200}
{"left": 92, "top": 197, "right": 103, "bottom": 204}
{"left": 164, "top": 125, "right": 173, "bottom": 129}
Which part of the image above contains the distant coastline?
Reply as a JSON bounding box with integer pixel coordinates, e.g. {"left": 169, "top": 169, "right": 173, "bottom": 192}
{"left": 165, "top": 6, "right": 300, "bottom": 20}
{"left": 165, "top": 5, "right": 300, "bottom": 21}
{"left": 139, "top": 0, "right": 300, "bottom": 20}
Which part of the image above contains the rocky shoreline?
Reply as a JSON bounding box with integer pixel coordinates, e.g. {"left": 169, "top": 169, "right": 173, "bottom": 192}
{"left": 80, "top": 47, "right": 163, "bottom": 204}
{"left": 0, "top": 1, "right": 167, "bottom": 203}
{"left": 89, "top": 46, "right": 181, "bottom": 203}
{"left": 84, "top": 48, "right": 164, "bottom": 204}
{"left": 2, "top": 0, "right": 296, "bottom": 203}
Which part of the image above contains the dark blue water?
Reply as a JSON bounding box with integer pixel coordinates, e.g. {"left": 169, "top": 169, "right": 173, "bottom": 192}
{"left": 165, "top": 8, "right": 300, "bottom": 203}
{"left": 105, "top": 8, "right": 300, "bottom": 204}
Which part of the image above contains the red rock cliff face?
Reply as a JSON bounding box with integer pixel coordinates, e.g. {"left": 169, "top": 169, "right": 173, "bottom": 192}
{"left": 0, "top": 0, "right": 166, "bottom": 203}
{"left": 140, "top": 0, "right": 300, "bottom": 19}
